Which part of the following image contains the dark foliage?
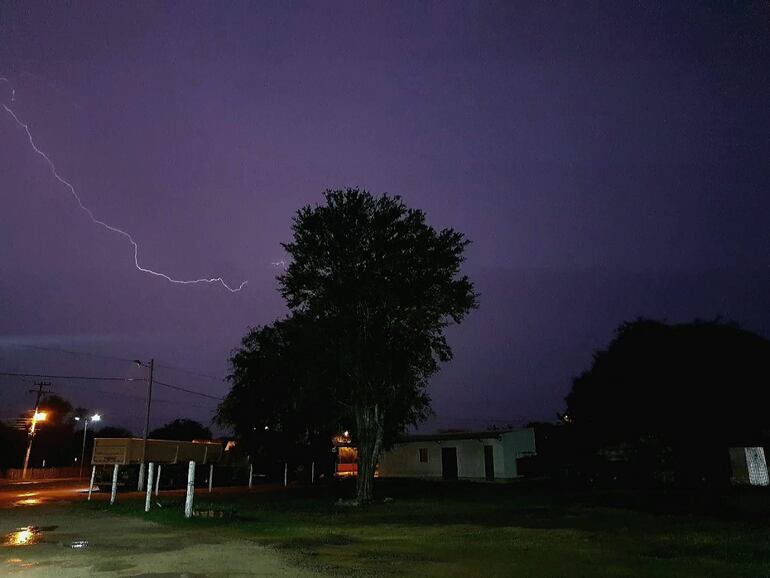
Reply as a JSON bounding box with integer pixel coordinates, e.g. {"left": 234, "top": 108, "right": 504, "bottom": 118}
{"left": 565, "top": 319, "right": 770, "bottom": 487}
{"left": 0, "top": 421, "right": 25, "bottom": 469}
{"left": 0, "top": 394, "right": 136, "bottom": 469}
{"left": 149, "top": 418, "right": 212, "bottom": 441}
{"left": 93, "top": 426, "right": 134, "bottom": 438}
{"left": 31, "top": 394, "right": 77, "bottom": 467}
{"left": 278, "top": 189, "right": 478, "bottom": 501}
{"left": 217, "top": 314, "right": 339, "bottom": 478}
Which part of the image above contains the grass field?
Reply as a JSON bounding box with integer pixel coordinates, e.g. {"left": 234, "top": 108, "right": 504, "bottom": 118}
{"left": 84, "top": 480, "right": 770, "bottom": 577}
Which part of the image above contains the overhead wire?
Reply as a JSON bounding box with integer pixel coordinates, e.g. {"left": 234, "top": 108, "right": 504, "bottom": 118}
{"left": 2, "top": 341, "right": 226, "bottom": 383}
{"left": 0, "top": 371, "right": 141, "bottom": 382}
{"left": 153, "top": 379, "right": 225, "bottom": 401}
{"left": 0, "top": 371, "right": 224, "bottom": 407}
{"left": 154, "top": 363, "right": 224, "bottom": 383}
{"left": 1, "top": 343, "right": 136, "bottom": 364}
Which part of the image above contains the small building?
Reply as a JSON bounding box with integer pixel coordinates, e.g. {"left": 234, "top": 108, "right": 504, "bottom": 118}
{"left": 378, "top": 428, "right": 536, "bottom": 481}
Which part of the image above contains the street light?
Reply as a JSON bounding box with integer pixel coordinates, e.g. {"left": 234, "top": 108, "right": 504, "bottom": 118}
{"left": 22, "top": 410, "right": 50, "bottom": 478}
{"left": 75, "top": 413, "right": 102, "bottom": 478}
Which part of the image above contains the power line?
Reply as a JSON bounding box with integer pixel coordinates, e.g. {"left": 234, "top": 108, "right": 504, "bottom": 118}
{"left": 52, "top": 381, "right": 161, "bottom": 402}
{"left": 0, "top": 371, "right": 141, "bottom": 382}
{"left": 1, "top": 343, "right": 136, "bottom": 364}
{"left": 1, "top": 372, "right": 223, "bottom": 400}
{"left": 1, "top": 370, "right": 225, "bottom": 405}
{"left": 155, "top": 363, "right": 224, "bottom": 383}
{"left": 2, "top": 342, "right": 226, "bottom": 383}
{"left": 0, "top": 373, "right": 217, "bottom": 409}
{"left": 153, "top": 379, "right": 225, "bottom": 401}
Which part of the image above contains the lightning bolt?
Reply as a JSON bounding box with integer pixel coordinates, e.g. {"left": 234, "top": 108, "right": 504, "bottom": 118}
{"left": 1, "top": 79, "right": 247, "bottom": 292}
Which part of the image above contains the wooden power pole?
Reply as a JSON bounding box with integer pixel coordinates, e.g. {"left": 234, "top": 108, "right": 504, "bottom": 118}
{"left": 22, "top": 381, "right": 51, "bottom": 479}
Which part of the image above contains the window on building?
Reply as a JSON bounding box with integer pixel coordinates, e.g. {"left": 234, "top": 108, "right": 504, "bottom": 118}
{"left": 419, "top": 448, "right": 428, "bottom": 463}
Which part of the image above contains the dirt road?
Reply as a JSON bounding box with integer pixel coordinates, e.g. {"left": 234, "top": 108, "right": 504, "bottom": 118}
{"left": 0, "top": 480, "right": 314, "bottom": 577}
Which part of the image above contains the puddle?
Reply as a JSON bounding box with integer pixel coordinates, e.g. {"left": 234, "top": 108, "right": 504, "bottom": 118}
{"left": 5, "top": 557, "right": 35, "bottom": 569}
{"left": 14, "top": 498, "right": 43, "bottom": 506}
{"left": 127, "top": 574, "right": 211, "bottom": 578}
{"left": 3, "top": 527, "right": 43, "bottom": 547}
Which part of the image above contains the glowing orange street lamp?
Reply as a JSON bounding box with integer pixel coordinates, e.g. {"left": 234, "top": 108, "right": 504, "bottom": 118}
{"left": 21, "top": 410, "right": 50, "bottom": 479}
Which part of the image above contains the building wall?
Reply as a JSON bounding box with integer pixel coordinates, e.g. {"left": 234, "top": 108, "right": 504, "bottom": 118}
{"left": 500, "top": 429, "right": 537, "bottom": 478}
{"left": 379, "top": 443, "right": 444, "bottom": 478}
{"left": 378, "top": 429, "right": 536, "bottom": 481}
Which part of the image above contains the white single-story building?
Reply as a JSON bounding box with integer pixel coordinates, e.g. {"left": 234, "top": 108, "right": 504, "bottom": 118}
{"left": 378, "top": 428, "right": 537, "bottom": 481}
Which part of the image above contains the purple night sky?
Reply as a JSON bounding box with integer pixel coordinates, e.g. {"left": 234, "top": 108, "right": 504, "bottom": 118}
{"left": 1, "top": 2, "right": 769, "bottom": 434}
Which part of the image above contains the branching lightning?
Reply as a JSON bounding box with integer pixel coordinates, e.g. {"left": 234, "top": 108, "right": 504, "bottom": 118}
{"left": 0, "top": 78, "right": 247, "bottom": 292}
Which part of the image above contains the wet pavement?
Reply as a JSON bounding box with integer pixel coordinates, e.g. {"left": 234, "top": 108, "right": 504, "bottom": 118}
{"left": 0, "top": 478, "right": 90, "bottom": 509}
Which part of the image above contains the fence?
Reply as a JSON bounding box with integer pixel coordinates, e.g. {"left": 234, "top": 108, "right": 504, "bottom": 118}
{"left": 0, "top": 466, "right": 81, "bottom": 480}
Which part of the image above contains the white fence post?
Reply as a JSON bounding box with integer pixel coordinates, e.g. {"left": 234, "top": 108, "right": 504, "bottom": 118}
{"left": 145, "top": 462, "right": 155, "bottom": 512}
{"left": 110, "top": 464, "right": 119, "bottom": 505}
{"left": 87, "top": 465, "right": 96, "bottom": 501}
{"left": 155, "top": 464, "right": 161, "bottom": 496}
{"left": 138, "top": 462, "right": 145, "bottom": 492}
{"left": 311, "top": 461, "right": 315, "bottom": 484}
{"left": 284, "top": 462, "right": 288, "bottom": 487}
{"left": 208, "top": 464, "right": 213, "bottom": 493}
{"left": 184, "top": 461, "right": 195, "bottom": 518}
{"left": 248, "top": 463, "right": 253, "bottom": 489}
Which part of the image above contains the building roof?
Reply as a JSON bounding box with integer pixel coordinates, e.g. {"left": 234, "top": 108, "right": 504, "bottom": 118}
{"left": 396, "top": 428, "right": 528, "bottom": 444}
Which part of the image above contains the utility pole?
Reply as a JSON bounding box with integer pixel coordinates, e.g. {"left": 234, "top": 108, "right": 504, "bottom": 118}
{"left": 22, "top": 381, "right": 51, "bottom": 479}
{"left": 136, "top": 358, "right": 154, "bottom": 491}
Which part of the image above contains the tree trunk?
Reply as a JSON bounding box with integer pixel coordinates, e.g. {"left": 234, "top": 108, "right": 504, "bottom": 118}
{"left": 355, "top": 404, "right": 383, "bottom": 503}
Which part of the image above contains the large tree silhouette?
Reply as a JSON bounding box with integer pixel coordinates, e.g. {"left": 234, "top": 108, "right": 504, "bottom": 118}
{"left": 149, "top": 419, "right": 211, "bottom": 441}
{"left": 278, "top": 189, "right": 478, "bottom": 502}
{"left": 218, "top": 314, "right": 338, "bottom": 477}
{"left": 566, "top": 319, "right": 770, "bottom": 486}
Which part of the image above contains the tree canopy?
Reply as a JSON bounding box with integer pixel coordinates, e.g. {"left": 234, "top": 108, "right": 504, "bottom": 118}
{"left": 565, "top": 319, "right": 770, "bottom": 486}
{"left": 149, "top": 419, "right": 212, "bottom": 441}
{"left": 220, "top": 189, "right": 478, "bottom": 500}
{"left": 280, "top": 188, "right": 478, "bottom": 501}
{"left": 217, "top": 314, "right": 338, "bottom": 474}
{"left": 94, "top": 426, "right": 134, "bottom": 438}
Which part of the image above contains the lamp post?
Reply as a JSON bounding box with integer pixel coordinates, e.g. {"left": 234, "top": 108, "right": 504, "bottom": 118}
{"left": 21, "top": 381, "right": 51, "bottom": 479}
{"left": 75, "top": 413, "right": 101, "bottom": 478}
{"left": 22, "top": 411, "right": 48, "bottom": 478}
{"left": 134, "top": 358, "right": 154, "bottom": 491}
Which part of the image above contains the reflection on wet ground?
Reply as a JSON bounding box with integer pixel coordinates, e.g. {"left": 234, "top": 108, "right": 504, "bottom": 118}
{"left": 3, "top": 527, "right": 43, "bottom": 547}
{"left": 11, "top": 491, "right": 45, "bottom": 507}
{"left": 127, "top": 574, "right": 211, "bottom": 578}
{"left": 15, "top": 498, "right": 43, "bottom": 506}
{"left": 4, "top": 557, "right": 35, "bottom": 570}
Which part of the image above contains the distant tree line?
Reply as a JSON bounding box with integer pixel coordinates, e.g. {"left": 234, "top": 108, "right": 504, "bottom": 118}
{"left": 543, "top": 318, "right": 770, "bottom": 488}
{"left": 0, "top": 395, "right": 211, "bottom": 470}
